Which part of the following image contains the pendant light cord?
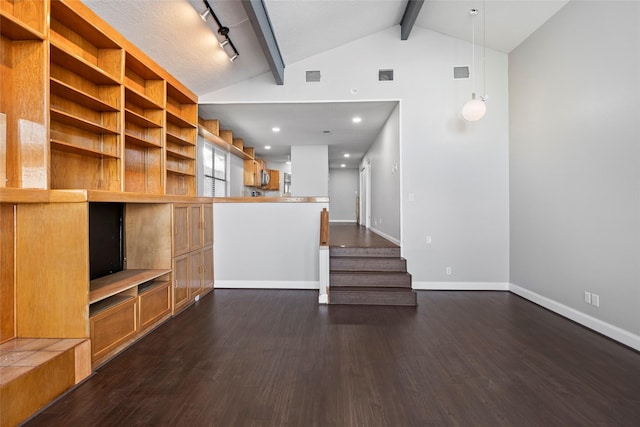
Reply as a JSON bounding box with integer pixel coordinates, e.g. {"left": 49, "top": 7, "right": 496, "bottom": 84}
{"left": 471, "top": 12, "right": 476, "bottom": 95}
{"left": 483, "top": 0, "right": 486, "bottom": 99}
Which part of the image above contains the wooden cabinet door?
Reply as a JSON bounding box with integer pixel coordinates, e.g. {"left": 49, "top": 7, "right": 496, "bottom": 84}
{"left": 173, "top": 254, "right": 189, "bottom": 312}
{"left": 173, "top": 205, "right": 189, "bottom": 256}
{"left": 188, "top": 250, "right": 203, "bottom": 297}
{"left": 268, "top": 170, "right": 279, "bottom": 191}
{"left": 243, "top": 159, "right": 256, "bottom": 186}
{"left": 203, "top": 204, "right": 213, "bottom": 247}
{"left": 202, "top": 246, "right": 213, "bottom": 289}
{"left": 189, "top": 204, "right": 203, "bottom": 252}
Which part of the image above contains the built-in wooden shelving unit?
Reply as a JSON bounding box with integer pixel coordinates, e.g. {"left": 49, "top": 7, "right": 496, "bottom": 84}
{"left": 2, "top": 0, "right": 198, "bottom": 195}
{"left": 0, "top": 1, "right": 207, "bottom": 424}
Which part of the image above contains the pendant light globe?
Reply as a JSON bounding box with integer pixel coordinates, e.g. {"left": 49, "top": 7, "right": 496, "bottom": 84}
{"left": 462, "top": 94, "right": 486, "bottom": 122}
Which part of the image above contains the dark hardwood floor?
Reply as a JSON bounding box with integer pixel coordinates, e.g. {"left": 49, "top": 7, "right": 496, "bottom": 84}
{"left": 329, "top": 223, "right": 398, "bottom": 248}
{"left": 26, "top": 290, "right": 640, "bottom": 426}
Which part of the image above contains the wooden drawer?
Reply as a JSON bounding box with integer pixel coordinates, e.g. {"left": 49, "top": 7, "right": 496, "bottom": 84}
{"left": 139, "top": 282, "right": 171, "bottom": 330}
{"left": 90, "top": 297, "right": 137, "bottom": 362}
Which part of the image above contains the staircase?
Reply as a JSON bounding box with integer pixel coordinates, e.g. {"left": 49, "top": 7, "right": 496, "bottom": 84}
{"left": 329, "top": 246, "right": 417, "bottom": 306}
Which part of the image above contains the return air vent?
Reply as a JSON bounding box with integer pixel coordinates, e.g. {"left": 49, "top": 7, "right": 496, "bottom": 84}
{"left": 378, "top": 69, "right": 394, "bottom": 81}
{"left": 453, "top": 66, "right": 470, "bottom": 79}
{"left": 306, "top": 70, "right": 321, "bottom": 83}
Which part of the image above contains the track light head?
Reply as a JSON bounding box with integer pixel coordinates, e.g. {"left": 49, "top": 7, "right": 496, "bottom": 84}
{"left": 200, "top": 8, "right": 210, "bottom": 21}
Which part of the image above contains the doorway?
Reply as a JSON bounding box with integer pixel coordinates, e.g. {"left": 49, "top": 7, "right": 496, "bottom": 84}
{"left": 359, "top": 161, "right": 371, "bottom": 228}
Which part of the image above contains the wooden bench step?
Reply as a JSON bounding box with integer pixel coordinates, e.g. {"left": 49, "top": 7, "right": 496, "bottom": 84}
{"left": 0, "top": 338, "right": 91, "bottom": 426}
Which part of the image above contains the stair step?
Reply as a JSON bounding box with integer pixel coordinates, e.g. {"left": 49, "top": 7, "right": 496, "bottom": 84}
{"left": 330, "top": 287, "right": 417, "bottom": 306}
{"left": 330, "top": 256, "right": 407, "bottom": 272}
{"left": 330, "top": 271, "right": 412, "bottom": 288}
{"left": 329, "top": 246, "right": 400, "bottom": 258}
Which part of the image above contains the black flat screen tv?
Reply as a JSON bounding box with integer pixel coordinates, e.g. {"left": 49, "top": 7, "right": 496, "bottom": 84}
{"left": 89, "top": 202, "right": 124, "bottom": 280}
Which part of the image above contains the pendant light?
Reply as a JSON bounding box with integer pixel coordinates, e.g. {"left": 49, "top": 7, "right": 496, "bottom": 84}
{"left": 462, "top": 8, "right": 487, "bottom": 122}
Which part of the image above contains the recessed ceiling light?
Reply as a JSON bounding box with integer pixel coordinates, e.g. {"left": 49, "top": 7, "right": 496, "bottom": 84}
{"left": 272, "top": 127, "right": 280, "bottom": 132}
{"left": 340, "top": 164, "right": 346, "bottom": 168}
{"left": 344, "top": 153, "right": 350, "bottom": 158}
{"left": 352, "top": 117, "right": 362, "bottom": 124}
{"left": 265, "top": 145, "right": 271, "bottom": 150}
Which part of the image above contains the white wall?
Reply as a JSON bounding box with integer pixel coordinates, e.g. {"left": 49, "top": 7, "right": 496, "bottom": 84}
{"left": 329, "top": 168, "right": 358, "bottom": 222}
{"left": 291, "top": 145, "right": 328, "bottom": 196}
{"left": 229, "top": 154, "right": 244, "bottom": 196}
{"left": 214, "top": 201, "right": 329, "bottom": 288}
{"left": 509, "top": 1, "right": 640, "bottom": 340}
{"left": 202, "top": 25, "right": 510, "bottom": 287}
{"left": 362, "top": 103, "right": 401, "bottom": 241}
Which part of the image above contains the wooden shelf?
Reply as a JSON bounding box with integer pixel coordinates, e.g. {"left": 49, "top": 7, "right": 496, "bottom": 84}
{"left": 167, "top": 83, "right": 194, "bottom": 105}
{"left": 125, "top": 109, "right": 162, "bottom": 129}
{"left": 125, "top": 86, "right": 163, "bottom": 110}
{"left": 138, "top": 280, "right": 170, "bottom": 295}
{"left": 166, "top": 131, "right": 194, "bottom": 147}
{"left": 50, "top": 108, "right": 118, "bottom": 135}
{"left": 0, "top": 11, "right": 45, "bottom": 40}
{"left": 166, "top": 147, "right": 195, "bottom": 161}
{"left": 166, "top": 167, "right": 196, "bottom": 177}
{"left": 125, "top": 52, "right": 162, "bottom": 81}
{"left": 50, "top": 43, "right": 120, "bottom": 85}
{"left": 50, "top": 139, "right": 120, "bottom": 159}
{"left": 166, "top": 109, "right": 196, "bottom": 129}
{"left": 198, "top": 125, "right": 253, "bottom": 160}
{"left": 124, "top": 133, "right": 162, "bottom": 149}
{"left": 50, "top": 0, "right": 121, "bottom": 50}
{"left": 51, "top": 78, "right": 118, "bottom": 112}
{"left": 89, "top": 294, "right": 134, "bottom": 317}
{"left": 89, "top": 269, "right": 171, "bottom": 304}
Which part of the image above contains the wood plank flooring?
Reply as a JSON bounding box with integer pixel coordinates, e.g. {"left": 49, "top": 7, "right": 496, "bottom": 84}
{"left": 25, "top": 290, "right": 640, "bottom": 426}
{"left": 329, "top": 223, "right": 398, "bottom": 248}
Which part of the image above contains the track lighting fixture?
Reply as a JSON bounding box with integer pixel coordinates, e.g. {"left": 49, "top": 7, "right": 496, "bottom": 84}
{"left": 199, "top": 0, "right": 239, "bottom": 62}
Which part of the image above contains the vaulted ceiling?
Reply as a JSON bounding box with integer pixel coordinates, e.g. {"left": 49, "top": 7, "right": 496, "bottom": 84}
{"left": 83, "top": 0, "right": 568, "bottom": 166}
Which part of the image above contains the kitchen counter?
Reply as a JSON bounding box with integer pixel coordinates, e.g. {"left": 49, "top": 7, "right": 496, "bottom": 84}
{"left": 213, "top": 197, "right": 329, "bottom": 203}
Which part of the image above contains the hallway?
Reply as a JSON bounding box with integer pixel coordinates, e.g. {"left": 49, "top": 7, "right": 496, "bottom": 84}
{"left": 329, "top": 223, "right": 398, "bottom": 249}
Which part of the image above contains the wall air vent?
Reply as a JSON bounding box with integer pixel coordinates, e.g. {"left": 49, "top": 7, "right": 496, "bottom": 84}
{"left": 453, "top": 66, "right": 470, "bottom": 79}
{"left": 378, "top": 69, "right": 394, "bottom": 81}
{"left": 306, "top": 70, "right": 321, "bottom": 83}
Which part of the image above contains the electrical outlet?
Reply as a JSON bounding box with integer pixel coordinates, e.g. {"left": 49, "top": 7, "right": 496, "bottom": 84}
{"left": 426, "top": 235, "right": 432, "bottom": 244}
{"left": 591, "top": 294, "right": 600, "bottom": 307}
{"left": 584, "top": 291, "right": 591, "bottom": 304}
{"left": 408, "top": 193, "right": 415, "bottom": 202}
{"left": 446, "top": 267, "right": 452, "bottom": 275}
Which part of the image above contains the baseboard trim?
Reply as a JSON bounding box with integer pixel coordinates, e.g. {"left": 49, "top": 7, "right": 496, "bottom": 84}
{"left": 509, "top": 283, "right": 640, "bottom": 352}
{"left": 329, "top": 220, "right": 357, "bottom": 223}
{"left": 369, "top": 227, "right": 401, "bottom": 246}
{"left": 215, "top": 280, "right": 319, "bottom": 290}
{"left": 413, "top": 282, "right": 510, "bottom": 291}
